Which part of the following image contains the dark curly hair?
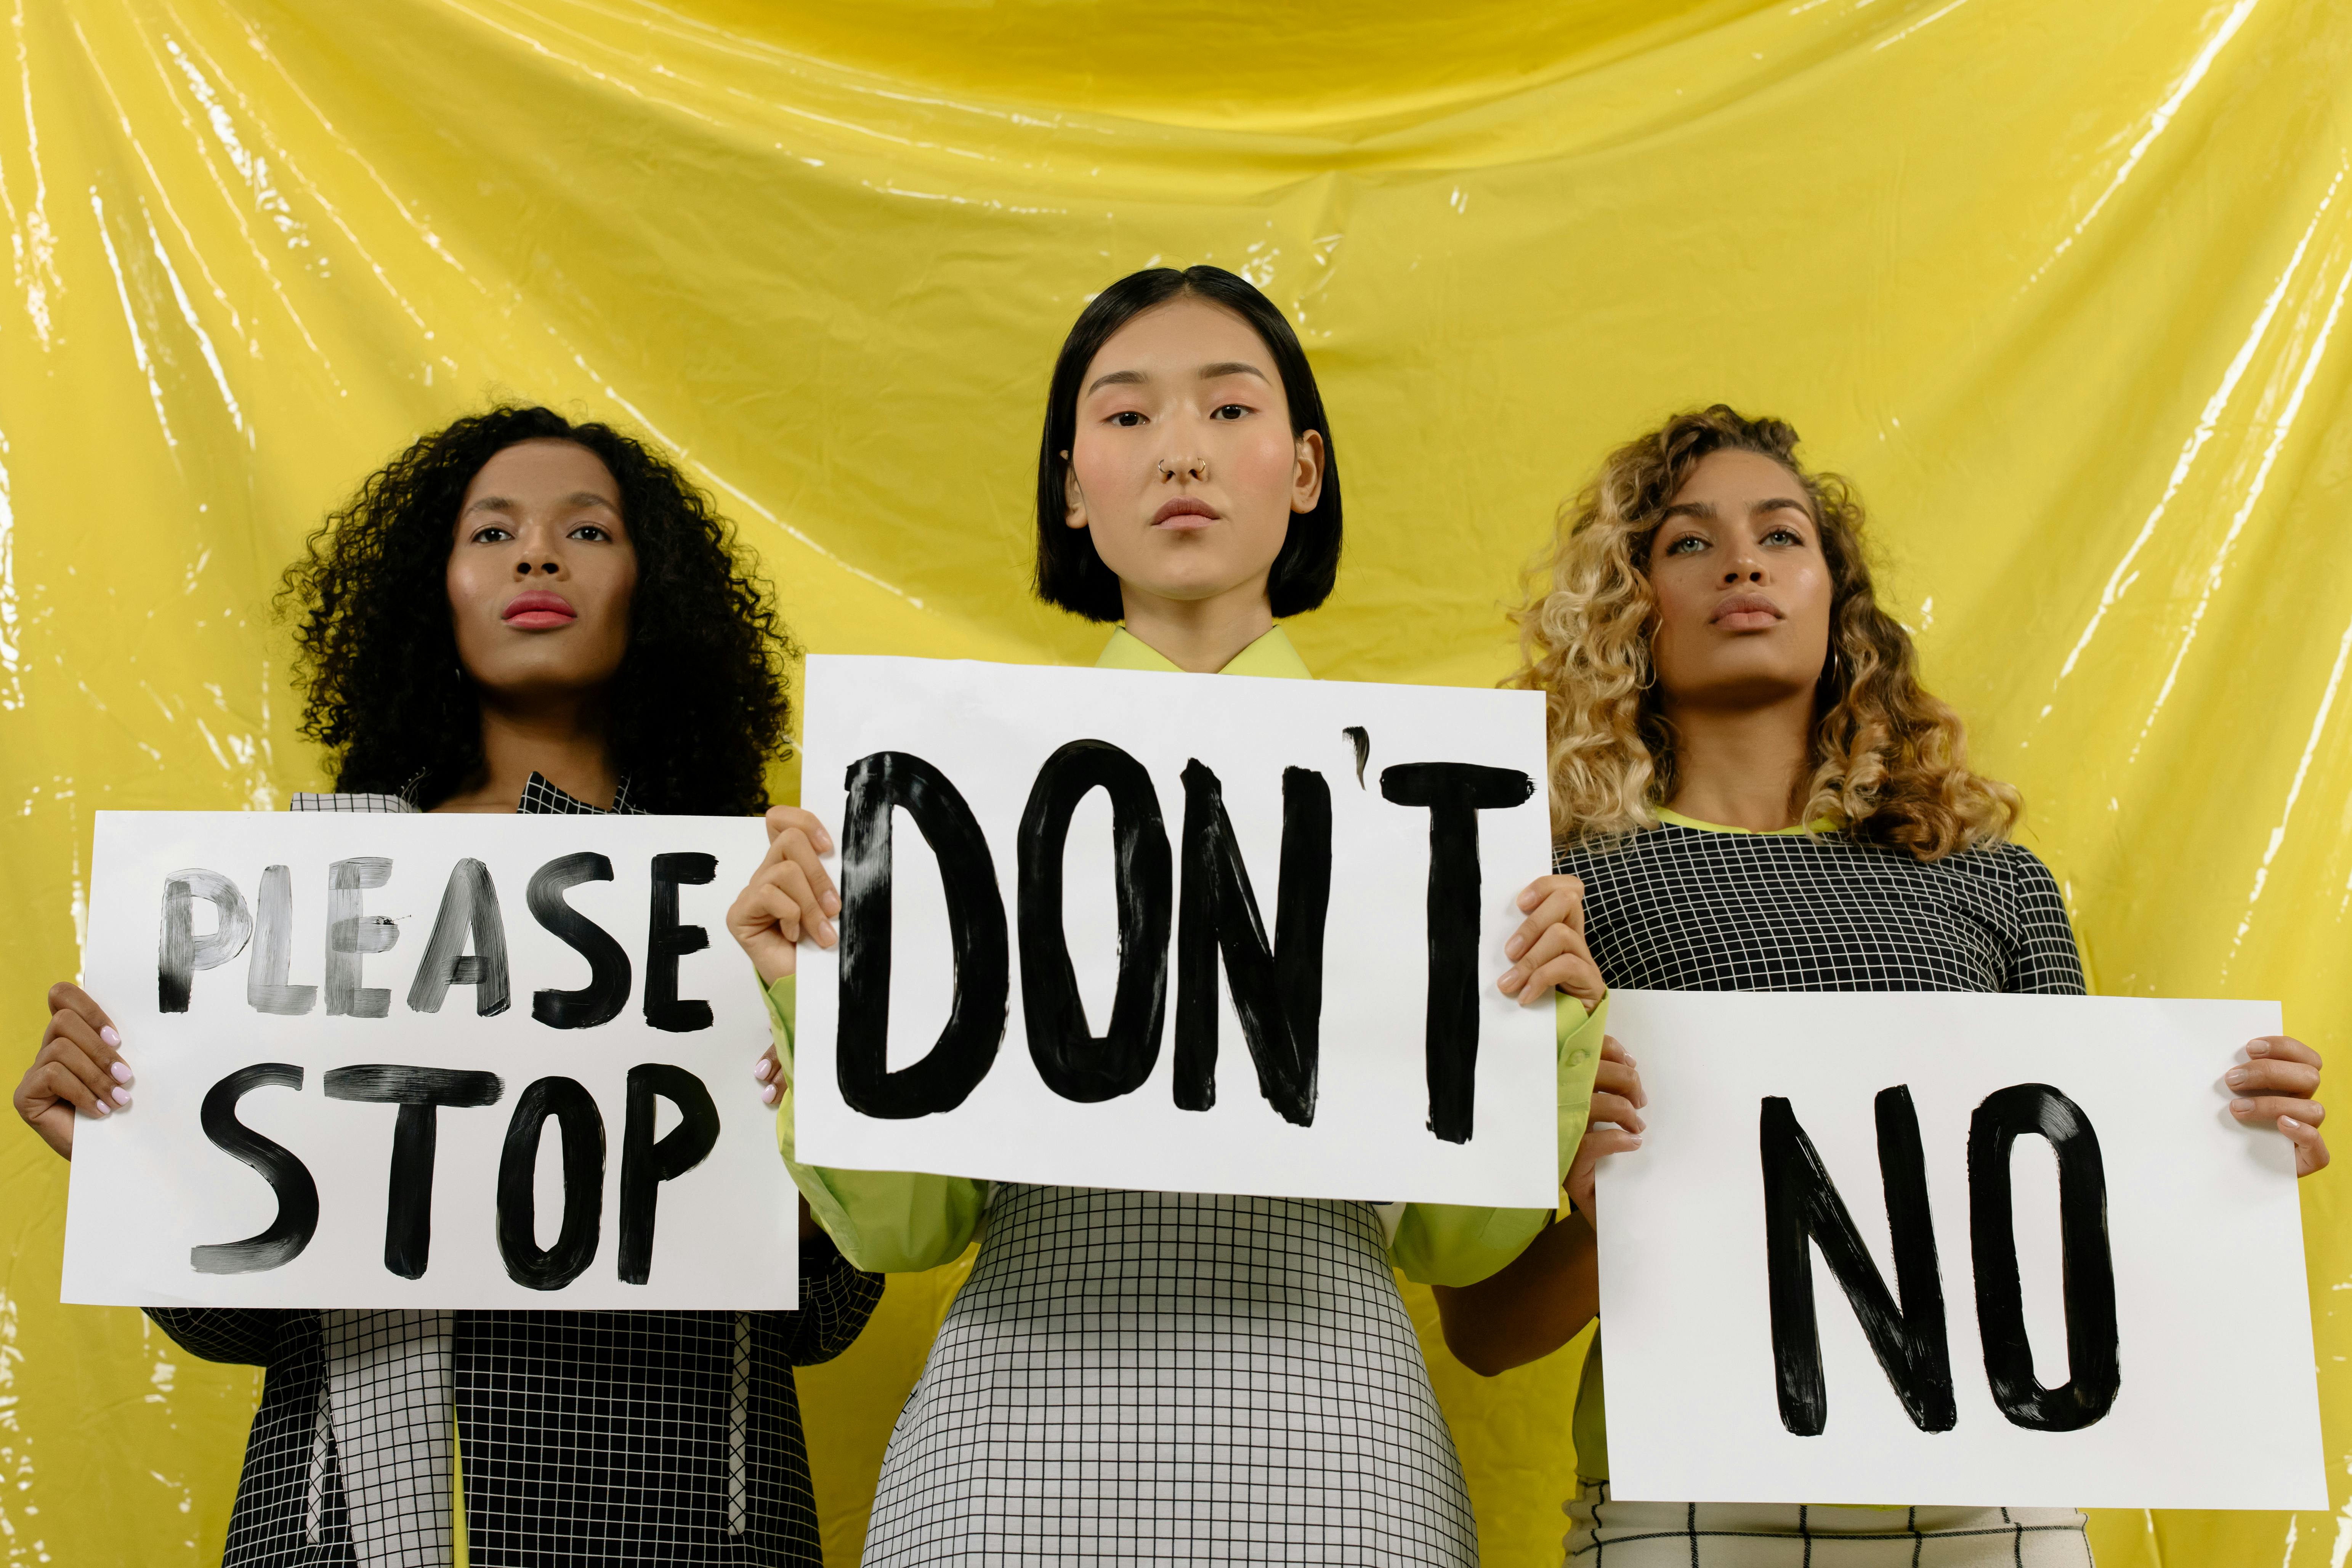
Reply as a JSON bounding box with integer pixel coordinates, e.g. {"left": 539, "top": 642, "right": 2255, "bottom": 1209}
{"left": 280, "top": 405, "right": 794, "bottom": 816}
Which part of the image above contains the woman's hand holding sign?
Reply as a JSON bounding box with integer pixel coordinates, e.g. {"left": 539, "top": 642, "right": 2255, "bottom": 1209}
{"left": 1499, "top": 873, "right": 1605, "bottom": 1012}
{"left": 2230, "top": 1035, "right": 2328, "bottom": 1177}
{"left": 729, "top": 807, "right": 840, "bottom": 987}
{"left": 14, "top": 983, "right": 133, "bottom": 1160}
{"left": 1568, "top": 1037, "right": 1645, "bottom": 1218}
{"left": 733, "top": 806, "right": 840, "bottom": 1108}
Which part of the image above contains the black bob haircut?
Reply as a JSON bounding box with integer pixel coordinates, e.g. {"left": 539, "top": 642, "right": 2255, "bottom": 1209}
{"left": 280, "top": 404, "right": 795, "bottom": 816}
{"left": 1033, "top": 265, "right": 1343, "bottom": 622}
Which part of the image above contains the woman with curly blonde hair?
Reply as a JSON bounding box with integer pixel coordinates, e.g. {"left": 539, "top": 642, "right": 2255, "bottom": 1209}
{"left": 1434, "top": 405, "right": 2329, "bottom": 1566}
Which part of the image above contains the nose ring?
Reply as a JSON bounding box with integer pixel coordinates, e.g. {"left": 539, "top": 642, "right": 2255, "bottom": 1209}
{"left": 1157, "top": 456, "right": 1209, "bottom": 481}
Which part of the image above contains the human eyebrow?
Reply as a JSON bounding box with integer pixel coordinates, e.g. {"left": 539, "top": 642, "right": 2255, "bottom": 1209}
{"left": 1085, "top": 368, "right": 1149, "bottom": 396}
{"left": 463, "top": 495, "right": 519, "bottom": 516}
{"left": 1752, "top": 497, "right": 1814, "bottom": 521}
{"left": 1658, "top": 501, "right": 1715, "bottom": 522}
{"left": 565, "top": 492, "right": 620, "bottom": 511}
{"left": 1197, "top": 361, "right": 1269, "bottom": 384}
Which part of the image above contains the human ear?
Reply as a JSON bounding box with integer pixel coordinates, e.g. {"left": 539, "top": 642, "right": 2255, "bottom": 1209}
{"left": 1289, "top": 429, "right": 1326, "bottom": 515}
{"left": 1061, "top": 451, "right": 1090, "bottom": 532}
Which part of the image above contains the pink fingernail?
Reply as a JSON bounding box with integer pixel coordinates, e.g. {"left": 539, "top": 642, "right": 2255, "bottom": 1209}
{"left": 2247, "top": 1041, "right": 2271, "bottom": 1057}
{"left": 111, "top": 1063, "right": 132, "bottom": 1084}
{"left": 112, "top": 1087, "right": 131, "bottom": 1106}
{"left": 101, "top": 1027, "right": 120, "bottom": 1047}
{"left": 753, "top": 1059, "right": 773, "bottom": 1082}
{"left": 91, "top": 1100, "right": 110, "bottom": 1117}
{"left": 761, "top": 1084, "right": 779, "bottom": 1106}
{"left": 2230, "top": 1098, "right": 2253, "bottom": 1113}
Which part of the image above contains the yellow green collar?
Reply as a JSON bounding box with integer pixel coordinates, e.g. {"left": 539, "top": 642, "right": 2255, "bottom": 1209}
{"left": 1656, "top": 806, "right": 1837, "bottom": 836}
{"left": 1095, "top": 625, "right": 1313, "bottom": 680}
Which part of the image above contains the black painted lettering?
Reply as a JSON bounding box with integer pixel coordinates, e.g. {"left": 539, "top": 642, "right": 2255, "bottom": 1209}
{"left": 835, "top": 752, "right": 1008, "bottom": 1119}
{"left": 247, "top": 865, "right": 316, "bottom": 1017}
{"left": 1377, "top": 762, "right": 1536, "bottom": 1143}
{"left": 1017, "top": 740, "right": 1170, "bottom": 1103}
{"left": 323, "top": 1065, "right": 504, "bottom": 1279}
{"left": 190, "top": 1064, "right": 318, "bottom": 1275}
{"left": 1172, "top": 761, "right": 1330, "bottom": 1127}
{"left": 527, "top": 852, "right": 631, "bottom": 1029}
{"left": 405, "top": 858, "right": 511, "bottom": 1017}
{"left": 159, "top": 869, "right": 252, "bottom": 1014}
{"left": 644, "top": 852, "right": 717, "bottom": 1033}
{"left": 496, "top": 1076, "right": 605, "bottom": 1291}
{"left": 324, "top": 858, "right": 398, "bottom": 1019}
{"left": 1759, "top": 1088, "right": 1956, "bottom": 1436}
{"left": 617, "top": 1064, "right": 719, "bottom": 1285}
{"left": 1968, "top": 1084, "right": 2120, "bottom": 1432}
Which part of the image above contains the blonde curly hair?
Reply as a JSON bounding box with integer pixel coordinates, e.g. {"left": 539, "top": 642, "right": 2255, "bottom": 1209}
{"left": 1507, "top": 405, "right": 2019, "bottom": 861}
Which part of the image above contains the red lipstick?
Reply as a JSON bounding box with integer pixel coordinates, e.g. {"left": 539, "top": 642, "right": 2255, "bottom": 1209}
{"left": 502, "top": 590, "right": 577, "bottom": 630}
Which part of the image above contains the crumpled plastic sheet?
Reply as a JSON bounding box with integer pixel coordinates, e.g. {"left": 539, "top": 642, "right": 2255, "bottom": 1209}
{"left": 2, "top": 0, "right": 2347, "bottom": 1562}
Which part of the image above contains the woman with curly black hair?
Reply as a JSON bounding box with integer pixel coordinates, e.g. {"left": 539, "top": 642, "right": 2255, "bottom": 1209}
{"left": 15, "top": 405, "right": 882, "bottom": 1567}
{"left": 285, "top": 402, "right": 792, "bottom": 816}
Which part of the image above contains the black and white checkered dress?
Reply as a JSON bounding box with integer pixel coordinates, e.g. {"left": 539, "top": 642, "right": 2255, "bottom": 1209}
{"left": 148, "top": 774, "right": 883, "bottom": 1568}
{"left": 1556, "top": 820, "right": 2092, "bottom": 1567}
{"left": 861, "top": 1185, "right": 1480, "bottom": 1565}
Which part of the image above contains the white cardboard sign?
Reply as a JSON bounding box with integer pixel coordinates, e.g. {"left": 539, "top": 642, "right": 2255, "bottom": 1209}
{"left": 63, "top": 811, "right": 795, "bottom": 1310}
{"left": 792, "top": 654, "right": 1558, "bottom": 1207}
{"left": 1595, "top": 989, "right": 2324, "bottom": 1510}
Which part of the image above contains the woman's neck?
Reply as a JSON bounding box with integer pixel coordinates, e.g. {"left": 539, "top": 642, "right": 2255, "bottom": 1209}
{"left": 432, "top": 694, "right": 619, "bottom": 813}
{"left": 1661, "top": 688, "right": 1816, "bottom": 831}
{"left": 1117, "top": 579, "right": 1275, "bottom": 675}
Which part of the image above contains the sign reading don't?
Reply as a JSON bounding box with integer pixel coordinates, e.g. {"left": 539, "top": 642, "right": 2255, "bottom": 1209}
{"left": 63, "top": 811, "right": 792, "bottom": 1310}
{"left": 791, "top": 655, "right": 1561, "bottom": 1207}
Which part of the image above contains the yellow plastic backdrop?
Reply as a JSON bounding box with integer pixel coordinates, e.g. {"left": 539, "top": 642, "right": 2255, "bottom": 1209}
{"left": 3, "top": 0, "right": 2348, "bottom": 1561}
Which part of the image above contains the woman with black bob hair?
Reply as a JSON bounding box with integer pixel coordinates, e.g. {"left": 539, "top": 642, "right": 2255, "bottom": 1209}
{"left": 732, "top": 267, "right": 1608, "bottom": 1563}
{"left": 18, "top": 404, "right": 881, "bottom": 1566}
{"left": 1031, "top": 263, "right": 1343, "bottom": 635}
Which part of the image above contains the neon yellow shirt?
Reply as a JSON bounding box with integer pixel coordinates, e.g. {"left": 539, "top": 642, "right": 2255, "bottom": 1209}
{"left": 769, "top": 625, "right": 1606, "bottom": 1286}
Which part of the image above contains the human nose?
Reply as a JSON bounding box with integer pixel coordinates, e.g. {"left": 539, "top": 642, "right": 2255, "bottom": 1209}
{"left": 1720, "top": 543, "right": 1766, "bottom": 585}
{"left": 511, "top": 521, "right": 566, "bottom": 577}
{"left": 1154, "top": 452, "right": 1209, "bottom": 483}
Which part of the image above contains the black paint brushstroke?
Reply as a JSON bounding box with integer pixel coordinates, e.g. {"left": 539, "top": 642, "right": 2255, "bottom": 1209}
{"left": 644, "top": 852, "right": 718, "bottom": 1033}
{"left": 1968, "top": 1083, "right": 2120, "bottom": 1432}
{"left": 1377, "top": 762, "right": 1536, "bottom": 1143}
{"left": 835, "top": 752, "right": 1008, "bottom": 1119}
{"left": 159, "top": 869, "right": 252, "bottom": 1014}
{"left": 1172, "top": 761, "right": 1331, "bottom": 1127}
{"left": 1016, "top": 740, "right": 1171, "bottom": 1103}
{"left": 247, "top": 865, "right": 317, "bottom": 1017}
{"left": 323, "top": 1065, "right": 504, "bottom": 1279}
{"left": 1758, "top": 1088, "right": 1956, "bottom": 1437}
{"left": 527, "top": 852, "right": 632, "bottom": 1029}
{"left": 496, "top": 1075, "right": 605, "bottom": 1290}
{"left": 405, "top": 858, "right": 512, "bottom": 1017}
{"left": 1342, "top": 726, "right": 1371, "bottom": 789}
{"left": 324, "top": 858, "right": 399, "bottom": 1020}
{"left": 617, "top": 1063, "right": 720, "bottom": 1285}
{"left": 190, "top": 1064, "right": 318, "bottom": 1275}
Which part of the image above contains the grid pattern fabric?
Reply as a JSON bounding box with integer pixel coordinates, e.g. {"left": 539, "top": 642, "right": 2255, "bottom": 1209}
{"left": 1565, "top": 1487, "right": 2092, "bottom": 1567}
{"left": 864, "top": 1185, "right": 1479, "bottom": 1566}
{"left": 1554, "top": 828, "right": 2085, "bottom": 997}
{"left": 145, "top": 774, "right": 880, "bottom": 1567}
{"left": 1555, "top": 825, "right": 2087, "bottom": 1566}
